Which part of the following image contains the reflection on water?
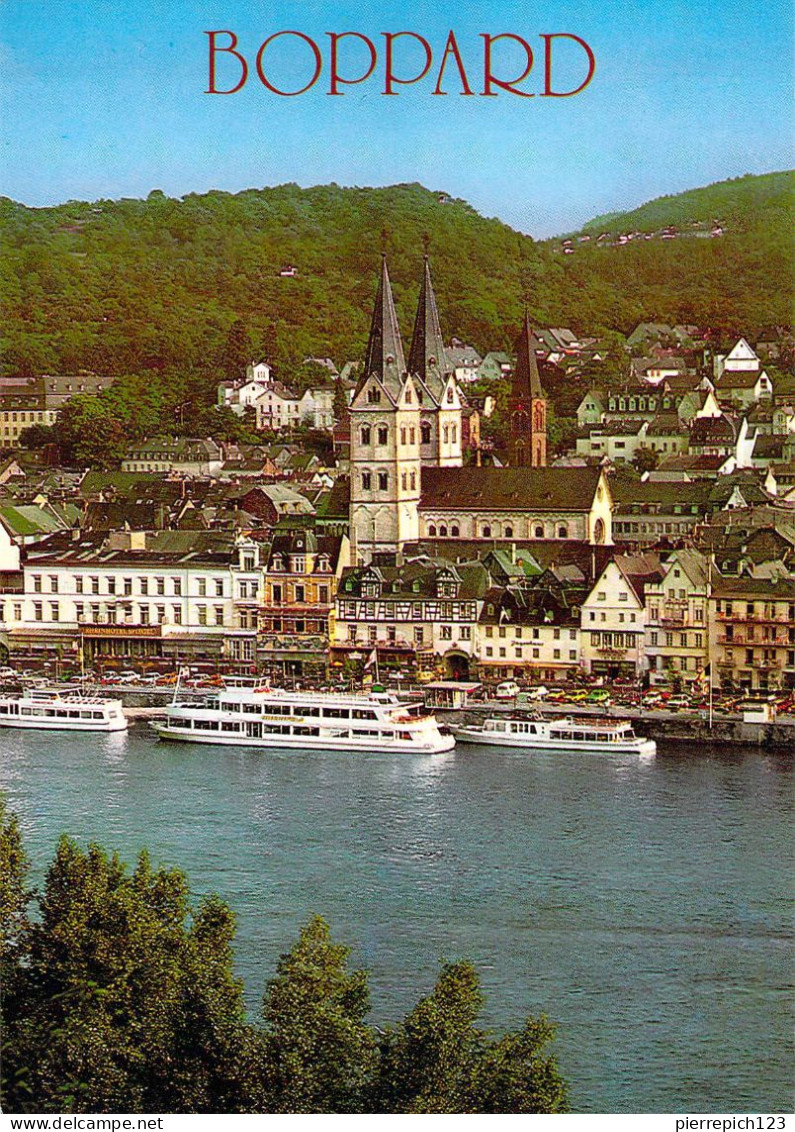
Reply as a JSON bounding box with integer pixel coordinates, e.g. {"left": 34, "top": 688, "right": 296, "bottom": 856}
{"left": 0, "top": 724, "right": 791, "bottom": 1113}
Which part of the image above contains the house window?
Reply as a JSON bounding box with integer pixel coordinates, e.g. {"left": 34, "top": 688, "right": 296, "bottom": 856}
{"left": 172, "top": 577, "right": 182, "bottom": 596}
{"left": 360, "top": 425, "right": 371, "bottom": 445}
{"left": 214, "top": 606, "right": 224, "bottom": 625}
{"left": 75, "top": 577, "right": 84, "bottom": 594}
{"left": 367, "top": 387, "right": 381, "bottom": 404}
{"left": 198, "top": 579, "right": 207, "bottom": 597}
{"left": 124, "top": 578, "right": 133, "bottom": 596}
{"left": 378, "top": 472, "right": 388, "bottom": 491}
{"left": 139, "top": 577, "right": 148, "bottom": 596}
{"left": 362, "top": 471, "right": 372, "bottom": 490}
{"left": 377, "top": 425, "right": 388, "bottom": 445}
{"left": 421, "top": 422, "right": 431, "bottom": 444}
{"left": 215, "top": 579, "right": 224, "bottom": 597}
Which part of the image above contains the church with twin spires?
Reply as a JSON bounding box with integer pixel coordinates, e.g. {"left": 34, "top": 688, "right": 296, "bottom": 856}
{"left": 349, "top": 255, "right": 612, "bottom": 564}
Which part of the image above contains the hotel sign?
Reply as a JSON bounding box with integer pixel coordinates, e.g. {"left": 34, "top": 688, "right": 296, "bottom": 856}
{"left": 82, "top": 626, "right": 161, "bottom": 638}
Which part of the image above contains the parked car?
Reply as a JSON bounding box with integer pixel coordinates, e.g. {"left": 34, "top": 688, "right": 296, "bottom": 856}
{"left": 586, "top": 690, "right": 611, "bottom": 704}
{"left": 495, "top": 681, "right": 520, "bottom": 700}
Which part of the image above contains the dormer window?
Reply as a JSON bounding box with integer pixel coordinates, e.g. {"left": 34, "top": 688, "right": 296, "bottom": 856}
{"left": 272, "top": 556, "right": 284, "bottom": 571}
{"left": 291, "top": 556, "right": 305, "bottom": 574}
{"left": 405, "top": 388, "right": 412, "bottom": 403}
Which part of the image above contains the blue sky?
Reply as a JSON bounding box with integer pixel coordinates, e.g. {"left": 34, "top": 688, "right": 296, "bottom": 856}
{"left": 1, "top": 0, "right": 792, "bottom": 236}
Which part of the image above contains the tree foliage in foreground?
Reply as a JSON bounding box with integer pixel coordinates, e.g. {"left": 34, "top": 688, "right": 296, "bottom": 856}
{"left": 0, "top": 801, "right": 568, "bottom": 1114}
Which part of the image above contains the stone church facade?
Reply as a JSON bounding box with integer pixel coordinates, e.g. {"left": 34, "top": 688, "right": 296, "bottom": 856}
{"left": 349, "top": 256, "right": 612, "bottom": 564}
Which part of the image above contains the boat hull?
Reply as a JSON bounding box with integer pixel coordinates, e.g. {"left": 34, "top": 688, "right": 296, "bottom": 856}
{"left": 151, "top": 721, "right": 455, "bottom": 754}
{"left": 452, "top": 726, "right": 656, "bottom": 756}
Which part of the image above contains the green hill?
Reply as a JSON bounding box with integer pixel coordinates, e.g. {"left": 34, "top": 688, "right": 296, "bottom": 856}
{"left": 0, "top": 173, "right": 792, "bottom": 400}
{"left": 578, "top": 170, "right": 793, "bottom": 235}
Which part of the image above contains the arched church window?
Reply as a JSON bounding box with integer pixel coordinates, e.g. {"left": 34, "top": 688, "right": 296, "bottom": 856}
{"left": 483, "top": 525, "right": 491, "bottom": 537}
{"left": 505, "top": 526, "right": 513, "bottom": 538}
{"left": 558, "top": 524, "right": 568, "bottom": 539}
{"left": 451, "top": 425, "right": 457, "bottom": 443}
{"left": 429, "top": 525, "right": 437, "bottom": 536}
{"left": 451, "top": 525, "right": 459, "bottom": 537}
{"left": 368, "top": 387, "right": 381, "bottom": 404}
{"left": 401, "top": 427, "right": 407, "bottom": 445}
{"left": 533, "top": 404, "right": 545, "bottom": 431}
{"left": 594, "top": 518, "right": 606, "bottom": 544}
{"left": 409, "top": 427, "right": 416, "bottom": 444}
{"left": 362, "top": 471, "right": 371, "bottom": 490}
{"left": 534, "top": 525, "right": 544, "bottom": 538}
{"left": 443, "top": 425, "right": 449, "bottom": 443}
{"left": 410, "top": 472, "right": 416, "bottom": 490}
{"left": 401, "top": 472, "right": 407, "bottom": 490}
{"left": 360, "top": 425, "right": 371, "bottom": 445}
{"left": 378, "top": 471, "right": 388, "bottom": 491}
{"left": 377, "top": 425, "right": 388, "bottom": 445}
{"left": 421, "top": 422, "right": 432, "bottom": 445}
{"left": 405, "top": 388, "right": 412, "bottom": 403}
{"left": 440, "top": 525, "right": 448, "bottom": 537}
{"left": 446, "top": 387, "right": 454, "bottom": 402}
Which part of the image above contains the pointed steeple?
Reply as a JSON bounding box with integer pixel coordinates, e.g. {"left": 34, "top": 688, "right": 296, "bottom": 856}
{"left": 363, "top": 254, "right": 405, "bottom": 394}
{"left": 408, "top": 255, "right": 448, "bottom": 397}
{"left": 512, "top": 311, "right": 545, "bottom": 404}
{"left": 510, "top": 311, "right": 547, "bottom": 468}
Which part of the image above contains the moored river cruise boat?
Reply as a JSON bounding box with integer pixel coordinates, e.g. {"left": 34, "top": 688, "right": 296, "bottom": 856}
{"left": 151, "top": 686, "right": 455, "bottom": 753}
{"left": 0, "top": 689, "right": 128, "bottom": 732}
{"left": 451, "top": 714, "right": 656, "bottom": 756}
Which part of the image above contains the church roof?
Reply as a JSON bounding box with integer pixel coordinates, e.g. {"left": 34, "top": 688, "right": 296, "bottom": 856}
{"left": 512, "top": 313, "right": 545, "bottom": 403}
{"left": 407, "top": 256, "right": 449, "bottom": 401}
{"left": 420, "top": 466, "right": 603, "bottom": 512}
{"left": 361, "top": 255, "right": 406, "bottom": 398}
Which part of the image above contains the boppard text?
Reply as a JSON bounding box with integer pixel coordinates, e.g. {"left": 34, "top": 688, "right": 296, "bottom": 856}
{"left": 204, "top": 29, "right": 596, "bottom": 97}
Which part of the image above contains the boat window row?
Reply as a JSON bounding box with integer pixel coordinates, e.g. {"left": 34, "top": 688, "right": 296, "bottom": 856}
{"left": 221, "top": 702, "right": 379, "bottom": 720}
{"left": 176, "top": 718, "right": 406, "bottom": 740}
{"left": 0, "top": 704, "right": 107, "bottom": 719}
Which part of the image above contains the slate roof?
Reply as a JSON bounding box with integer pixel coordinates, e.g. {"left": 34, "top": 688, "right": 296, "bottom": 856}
{"left": 420, "top": 467, "right": 603, "bottom": 512}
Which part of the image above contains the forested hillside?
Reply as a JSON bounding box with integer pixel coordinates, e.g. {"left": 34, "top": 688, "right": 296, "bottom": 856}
{"left": 1, "top": 173, "right": 791, "bottom": 395}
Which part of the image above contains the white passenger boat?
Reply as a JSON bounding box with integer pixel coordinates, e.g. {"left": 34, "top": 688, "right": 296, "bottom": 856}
{"left": 452, "top": 714, "right": 656, "bottom": 756}
{"left": 151, "top": 685, "right": 455, "bottom": 753}
{"left": 0, "top": 689, "right": 128, "bottom": 732}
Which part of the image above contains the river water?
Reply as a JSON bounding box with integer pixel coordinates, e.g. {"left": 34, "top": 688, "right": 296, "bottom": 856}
{"left": 0, "top": 724, "right": 792, "bottom": 1113}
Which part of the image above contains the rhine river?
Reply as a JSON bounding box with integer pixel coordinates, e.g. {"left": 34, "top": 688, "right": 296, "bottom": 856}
{"left": 1, "top": 724, "right": 792, "bottom": 1113}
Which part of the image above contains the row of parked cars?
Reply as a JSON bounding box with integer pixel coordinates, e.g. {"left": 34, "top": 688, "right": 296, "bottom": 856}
{"left": 490, "top": 680, "right": 795, "bottom": 716}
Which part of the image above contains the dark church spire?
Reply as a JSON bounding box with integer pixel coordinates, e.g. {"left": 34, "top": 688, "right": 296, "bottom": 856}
{"left": 510, "top": 311, "right": 547, "bottom": 467}
{"left": 512, "top": 311, "right": 545, "bottom": 403}
{"left": 363, "top": 254, "right": 405, "bottom": 393}
{"left": 408, "top": 254, "right": 448, "bottom": 397}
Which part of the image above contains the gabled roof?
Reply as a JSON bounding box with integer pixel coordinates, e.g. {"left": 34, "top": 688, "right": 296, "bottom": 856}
{"left": 420, "top": 466, "right": 603, "bottom": 512}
